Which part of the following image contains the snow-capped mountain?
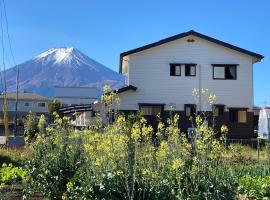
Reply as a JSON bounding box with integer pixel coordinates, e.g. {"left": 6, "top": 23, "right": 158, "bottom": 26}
{"left": 3, "top": 47, "right": 124, "bottom": 97}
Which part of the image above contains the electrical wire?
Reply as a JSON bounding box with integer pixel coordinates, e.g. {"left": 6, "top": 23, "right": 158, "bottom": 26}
{"left": 0, "top": 0, "right": 6, "bottom": 93}
{"left": 2, "top": 0, "right": 16, "bottom": 67}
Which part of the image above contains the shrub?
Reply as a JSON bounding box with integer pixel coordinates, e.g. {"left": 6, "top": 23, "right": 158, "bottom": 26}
{"left": 24, "top": 88, "right": 270, "bottom": 199}
{"left": 24, "top": 111, "right": 39, "bottom": 144}
{"left": 24, "top": 125, "right": 86, "bottom": 199}
{"left": 237, "top": 175, "right": 270, "bottom": 199}
{"left": 48, "top": 100, "right": 62, "bottom": 120}
{"left": 0, "top": 163, "right": 26, "bottom": 186}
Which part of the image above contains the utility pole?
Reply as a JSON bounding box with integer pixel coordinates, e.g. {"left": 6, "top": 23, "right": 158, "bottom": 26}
{"left": 3, "top": 70, "right": 9, "bottom": 146}
{"left": 14, "top": 64, "right": 18, "bottom": 136}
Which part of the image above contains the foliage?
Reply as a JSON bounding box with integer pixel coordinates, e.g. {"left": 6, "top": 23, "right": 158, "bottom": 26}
{"left": 23, "top": 121, "right": 86, "bottom": 199}
{"left": 237, "top": 175, "right": 270, "bottom": 199}
{"left": 23, "top": 111, "right": 39, "bottom": 144}
{"left": 101, "top": 84, "right": 120, "bottom": 125}
{"left": 22, "top": 88, "right": 270, "bottom": 199}
{"left": 48, "top": 100, "right": 62, "bottom": 120}
{"left": 0, "top": 163, "right": 26, "bottom": 186}
{"left": 38, "top": 114, "right": 46, "bottom": 136}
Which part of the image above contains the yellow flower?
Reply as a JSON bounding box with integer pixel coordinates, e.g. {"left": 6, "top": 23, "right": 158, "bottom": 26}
{"left": 116, "top": 170, "right": 123, "bottom": 176}
{"left": 156, "top": 141, "right": 169, "bottom": 159}
{"left": 172, "top": 158, "right": 183, "bottom": 170}
{"left": 195, "top": 116, "right": 202, "bottom": 125}
{"left": 141, "top": 169, "right": 150, "bottom": 176}
{"left": 221, "top": 125, "right": 228, "bottom": 133}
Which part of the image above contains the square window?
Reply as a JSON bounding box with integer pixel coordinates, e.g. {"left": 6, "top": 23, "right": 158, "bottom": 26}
{"left": 213, "top": 67, "right": 225, "bottom": 79}
{"left": 170, "top": 64, "right": 181, "bottom": 76}
{"left": 213, "top": 65, "right": 237, "bottom": 80}
{"left": 185, "top": 65, "right": 196, "bottom": 76}
{"left": 229, "top": 109, "right": 247, "bottom": 123}
{"left": 185, "top": 104, "right": 196, "bottom": 117}
{"left": 213, "top": 105, "right": 225, "bottom": 116}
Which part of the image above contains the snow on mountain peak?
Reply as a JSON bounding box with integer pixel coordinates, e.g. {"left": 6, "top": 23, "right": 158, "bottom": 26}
{"left": 5, "top": 47, "right": 124, "bottom": 97}
{"left": 33, "top": 47, "right": 88, "bottom": 66}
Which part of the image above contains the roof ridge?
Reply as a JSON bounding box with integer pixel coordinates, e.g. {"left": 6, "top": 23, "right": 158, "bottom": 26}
{"left": 119, "top": 30, "right": 264, "bottom": 73}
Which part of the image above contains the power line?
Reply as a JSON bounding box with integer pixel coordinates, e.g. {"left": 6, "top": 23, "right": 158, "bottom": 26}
{"left": 2, "top": 0, "right": 16, "bottom": 67}
{"left": 0, "top": 0, "right": 6, "bottom": 93}
{"left": 1, "top": 0, "right": 19, "bottom": 135}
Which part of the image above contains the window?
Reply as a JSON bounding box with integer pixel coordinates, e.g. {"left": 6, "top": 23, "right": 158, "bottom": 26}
{"left": 139, "top": 104, "right": 163, "bottom": 116}
{"left": 238, "top": 110, "right": 247, "bottom": 123}
{"left": 24, "top": 102, "right": 33, "bottom": 107}
{"left": 213, "top": 65, "right": 237, "bottom": 80}
{"left": 38, "top": 102, "right": 46, "bottom": 107}
{"left": 185, "top": 65, "right": 196, "bottom": 76}
{"left": 170, "top": 64, "right": 181, "bottom": 76}
{"left": 229, "top": 109, "right": 247, "bottom": 123}
{"left": 213, "top": 104, "right": 225, "bottom": 116}
{"left": 185, "top": 104, "right": 196, "bottom": 117}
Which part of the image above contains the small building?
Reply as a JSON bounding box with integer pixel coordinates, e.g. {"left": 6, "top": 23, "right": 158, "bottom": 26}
{"left": 0, "top": 92, "right": 51, "bottom": 135}
{"left": 58, "top": 104, "right": 94, "bottom": 129}
{"left": 54, "top": 86, "right": 99, "bottom": 106}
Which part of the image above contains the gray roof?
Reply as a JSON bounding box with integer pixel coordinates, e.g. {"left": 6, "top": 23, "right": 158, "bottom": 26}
{"left": 0, "top": 92, "right": 51, "bottom": 101}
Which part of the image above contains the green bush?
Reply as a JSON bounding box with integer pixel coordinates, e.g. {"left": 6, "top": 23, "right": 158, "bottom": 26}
{"left": 237, "top": 175, "right": 270, "bottom": 199}
{"left": 0, "top": 163, "right": 26, "bottom": 186}
{"left": 23, "top": 125, "right": 86, "bottom": 199}
{"left": 22, "top": 88, "right": 270, "bottom": 199}
{"left": 24, "top": 111, "right": 39, "bottom": 144}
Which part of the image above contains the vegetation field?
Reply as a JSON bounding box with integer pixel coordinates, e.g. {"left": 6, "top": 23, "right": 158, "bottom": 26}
{"left": 0, "top": 87, "right": 270, "bottom": 200}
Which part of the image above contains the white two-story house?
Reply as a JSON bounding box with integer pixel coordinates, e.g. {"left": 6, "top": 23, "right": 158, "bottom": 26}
{"left": 117, "top": 30, "right": 263, "bottom": 139}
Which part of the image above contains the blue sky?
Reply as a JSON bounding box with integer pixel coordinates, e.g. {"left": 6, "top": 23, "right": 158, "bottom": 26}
{"left": 2, "top": 0, "right": 270, "bottom": 105}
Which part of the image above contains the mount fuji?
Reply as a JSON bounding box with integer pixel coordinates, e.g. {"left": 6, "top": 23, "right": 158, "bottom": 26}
{"left": 3, "top": 47, "right": 124, "bottom": 97}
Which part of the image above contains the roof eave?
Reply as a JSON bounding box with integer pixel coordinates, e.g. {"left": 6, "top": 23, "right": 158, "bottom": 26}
{"left": 119, "top": 30, "right": 264, "bottom": 71}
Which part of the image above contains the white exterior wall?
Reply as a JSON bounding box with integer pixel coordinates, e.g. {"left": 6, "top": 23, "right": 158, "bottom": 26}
{"left": 119, "top": 36, "right": 254, "bottom": 111}
{"left": 54, "top": 87, "right": 99, "bottom": 106}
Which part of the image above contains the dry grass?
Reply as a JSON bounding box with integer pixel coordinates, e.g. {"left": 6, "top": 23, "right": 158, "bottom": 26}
{"left": 223, "top": 143, "right": 270, "bottom": 163}
{"left": 0, "top": 147, "right": 32, "bottom": 166}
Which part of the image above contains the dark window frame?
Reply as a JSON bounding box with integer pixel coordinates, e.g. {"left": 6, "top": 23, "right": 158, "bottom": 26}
{"left": 185, "top": 64, "right": 197, "bottom": 76}
{"left": 170, "top": 64, "right": 181, "bottom": 76}
{"left": 38, "top": 102, "right": 46, "bottom": 107}
{"left": 212, "top": 64, "right": 238, "bottom": 80}
{"left": 228, "top": 107, "right": 248, "bottom": 123}
{"left": 185, "top": 104, "right": 196, "bottom": 117}
{"left": 213, "top": 104, "right": 225, "bottom": 116}
{"left": 138, "top": 103, "right": 165, "bottom": 116}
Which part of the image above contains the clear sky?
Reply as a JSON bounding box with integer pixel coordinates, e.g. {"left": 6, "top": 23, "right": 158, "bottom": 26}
{"left": 2, "top": 0, "right": 270, "bottom": 105}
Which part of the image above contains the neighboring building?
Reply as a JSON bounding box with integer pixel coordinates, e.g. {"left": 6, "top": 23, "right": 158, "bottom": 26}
{"left": 117, "top": 30, "right": 264, "bottom": 139}
{"left": 0, "top": 92, "right": 51, "bottom": 135}
{"left": 58, "top": 104, "right": 94, "bottom": 128}
{"left": 54, "top": 86, "right": 99, "bottom": 106}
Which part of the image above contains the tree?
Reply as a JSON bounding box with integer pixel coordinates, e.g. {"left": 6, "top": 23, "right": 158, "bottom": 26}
{"left": 48, "top": 100, "right": 62, "bottom": 120}
{"left": 38, "top": 114, "right": 46, "bottom": 136}
{"left": 24, "top": 111, "right": 39, "bottom": 144}
{"left": 101, "top": 85, "right": 120, "bottom": 125}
